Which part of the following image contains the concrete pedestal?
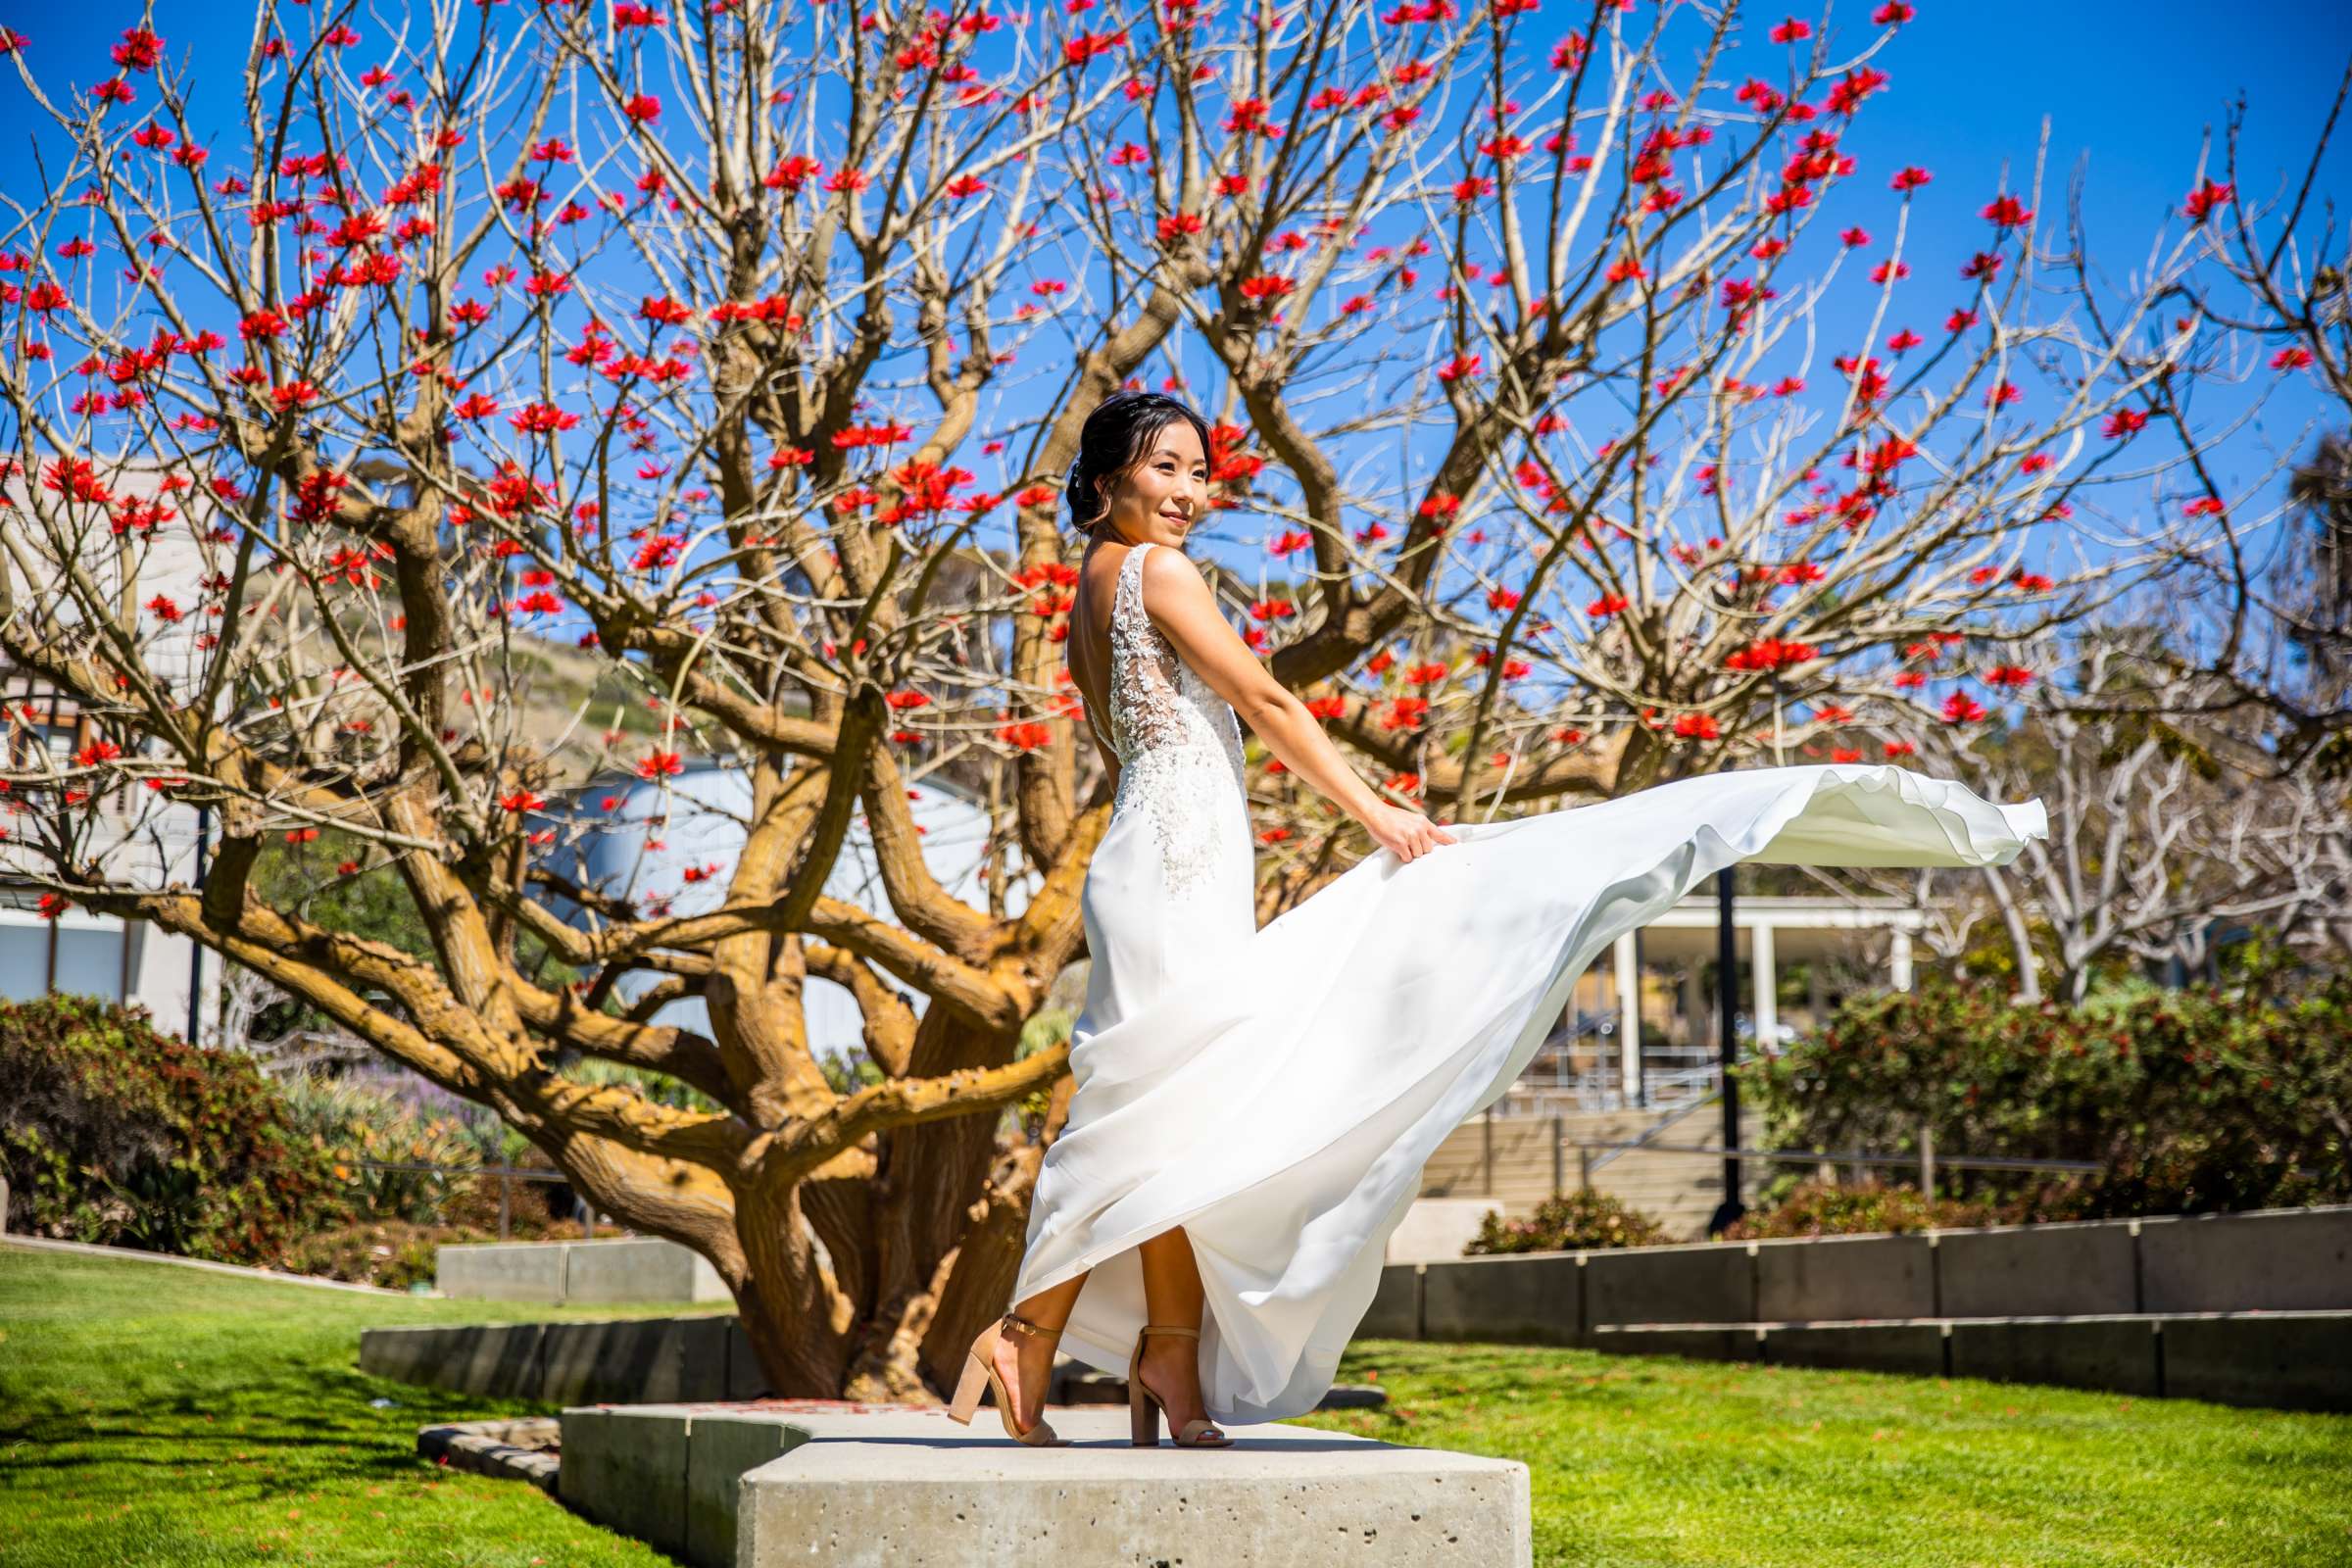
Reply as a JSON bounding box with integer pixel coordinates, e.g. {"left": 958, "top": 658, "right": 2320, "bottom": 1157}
{"left": 561, "top": 1402, "right": 1532, "bottom": 1568}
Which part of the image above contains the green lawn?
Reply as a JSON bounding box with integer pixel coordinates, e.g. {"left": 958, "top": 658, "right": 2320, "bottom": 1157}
{"left": 1301, "top": 1339, "right": 2352, "bottom": 1568}
{"left": 0, "top": 1245, "right": 691, "bottom": 1567}
{"left": 3, "top": 1244, "right": 2347, "bottom": 1568}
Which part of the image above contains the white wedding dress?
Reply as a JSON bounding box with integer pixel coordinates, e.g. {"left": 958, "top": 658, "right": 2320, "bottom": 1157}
{"left": 1011, "top": 540, "right": 2046, "bottom": 1425}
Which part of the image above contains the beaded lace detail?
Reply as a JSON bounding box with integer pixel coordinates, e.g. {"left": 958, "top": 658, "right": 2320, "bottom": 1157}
{"left": 1105, "top": 541, "right": 1248, "bottom": 896}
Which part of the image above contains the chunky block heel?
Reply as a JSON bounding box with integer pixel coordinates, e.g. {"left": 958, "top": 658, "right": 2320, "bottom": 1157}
{"left": 1126, "top": 1323, "right": 1234, "bottom": 1448}
{"left": 945, "top": 1312, "right": 1071, "bottom": 1446}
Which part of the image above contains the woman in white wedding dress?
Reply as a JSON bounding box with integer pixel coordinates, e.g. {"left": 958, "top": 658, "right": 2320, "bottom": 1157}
{"left": 946, "top": 392, "right": 2047, "bottom": 1448}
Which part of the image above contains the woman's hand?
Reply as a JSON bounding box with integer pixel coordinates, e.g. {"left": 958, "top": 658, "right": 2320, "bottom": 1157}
{"left": 1363, "top": 803, "right": 1459, "bottom": 864}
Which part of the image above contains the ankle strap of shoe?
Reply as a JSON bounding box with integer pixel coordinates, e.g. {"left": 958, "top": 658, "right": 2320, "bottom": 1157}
{"left": 1140, "top": 1323, "right": 1200, "bottom": 1340}
{"left": 1002, "top": 1311, "right": 1062, "bottom": 1342}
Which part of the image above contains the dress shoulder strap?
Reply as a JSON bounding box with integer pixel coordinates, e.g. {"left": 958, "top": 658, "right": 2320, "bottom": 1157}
{"left": 1112, "top": 540, "right": 1157, "bottom": 638}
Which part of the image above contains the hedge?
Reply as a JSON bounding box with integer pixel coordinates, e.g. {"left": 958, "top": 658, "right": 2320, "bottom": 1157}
{"left": 0, "top": 994, "right": 341, "bottom": 1262}
{"left": 1739, "top": 972, "right": 2352, "bottom": 1217}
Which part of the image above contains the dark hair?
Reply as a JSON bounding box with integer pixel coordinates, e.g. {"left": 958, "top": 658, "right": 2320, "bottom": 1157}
{"left": 1064, "top": 391, "right": 1213, "bottom": 538}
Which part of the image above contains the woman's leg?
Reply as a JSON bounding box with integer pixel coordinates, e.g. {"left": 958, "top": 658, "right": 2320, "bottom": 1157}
{"left": 1135, "top": 1226, "right": 1216, "bottom": 1431}
{"left": 992, "top": 1271, "right": 1088, "bottom": 1429}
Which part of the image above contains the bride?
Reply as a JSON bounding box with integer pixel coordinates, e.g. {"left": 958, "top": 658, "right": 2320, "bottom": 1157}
{"left": 945, "top": 391, "right": 2046, "bottom": 1449}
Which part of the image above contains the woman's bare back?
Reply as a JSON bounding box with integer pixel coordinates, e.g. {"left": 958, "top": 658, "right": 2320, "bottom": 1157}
{"left": 1065, "top": 539, "right": 1139, "bottom": 775}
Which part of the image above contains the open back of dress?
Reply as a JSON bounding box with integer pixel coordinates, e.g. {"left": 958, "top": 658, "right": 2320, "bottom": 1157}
{"left": 1018, "top": 540, "right": 2046, "bottom": 1424}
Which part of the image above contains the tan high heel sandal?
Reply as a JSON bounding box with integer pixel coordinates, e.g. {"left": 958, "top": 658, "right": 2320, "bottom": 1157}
{"left": 1127, "top": 1324, "right": 1234, "bottom": 1447}
{"left": 946, "top": 1311, "right": 1072, "bottom": 1446}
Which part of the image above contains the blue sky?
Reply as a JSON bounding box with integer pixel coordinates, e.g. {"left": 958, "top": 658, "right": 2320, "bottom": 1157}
{"left": 5, "top": 1, "right": 2349, "bottom": 610}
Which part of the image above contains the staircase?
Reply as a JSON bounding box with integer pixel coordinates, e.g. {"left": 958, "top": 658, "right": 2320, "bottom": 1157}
{"left": 1418, "top": 1102, "right": 1765, "bottom": 1241}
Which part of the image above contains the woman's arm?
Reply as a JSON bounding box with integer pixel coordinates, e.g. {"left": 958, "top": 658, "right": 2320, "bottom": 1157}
{"left": 1137, "top": 546, "right": 1457, "bottom": 863}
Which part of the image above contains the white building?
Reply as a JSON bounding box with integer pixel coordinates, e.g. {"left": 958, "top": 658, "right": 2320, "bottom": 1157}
{"left": 1499, "top": 892, "right": 1926, "bottom": 1115}
{"left": 0, "top": 465, "right": 220, "bottom": 1042}
{"left": 546, "top": 760, "right": 1038, "bottom": 1055}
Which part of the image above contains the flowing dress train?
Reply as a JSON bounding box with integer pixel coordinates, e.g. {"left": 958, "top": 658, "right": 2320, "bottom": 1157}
{"left": 1012, "top": 539, "right": 2047, "bottom": 1425}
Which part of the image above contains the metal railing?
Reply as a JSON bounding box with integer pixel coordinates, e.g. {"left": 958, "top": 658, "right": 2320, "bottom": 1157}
{"left": 1584, "top": 1090, "right": 1722, "bottom": 1179}
{"left": 341, "top": 1157, "right": 611, "bottom": 1241}
{"left": 1444, "top": 1109, "right": 2101, "bottom": 1208}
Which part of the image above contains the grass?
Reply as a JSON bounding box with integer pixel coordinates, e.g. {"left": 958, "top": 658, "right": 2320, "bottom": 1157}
{"left": 3, "top": 1245, "right": 2347, "bottom": 1567}
{"left": 0, "top": 1245, "right": 697, "bottom": 1567}
{"left": 1298, "top": 1339, "right": 2352, "bottom": 1568}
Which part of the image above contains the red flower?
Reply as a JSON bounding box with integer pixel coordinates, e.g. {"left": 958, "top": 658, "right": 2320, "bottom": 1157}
{"left": 1768, "top": 18, "right": 1810, "bottom": 41}
{"left": 637, "top": 750, "right": 684, "bottom": 779}
{"left": 511, "top": 403, "right": 580, "bottom": 435}
{"left": 623, "top": 93, "right": 662, "bottom": 123}
{"left": 1941, "top": 692, "right": 1988, "bottom": 724}
{"left": 500, "top": 790, "right": 546, "bottom": 812}
{"left": 1980, "top": 194, "right": 2034, "bottom": 229}
{"left": 111, "top": 25, "right": 162, "bottom": 72}
{"left": 2181, "top": 179, "right": 2234, "bottom": 222}
{"left": 996, "top": 719, "right": 1053, "bottom": 752}
{"left": 1889, "top": 166, "right": 1932, "bottom": 192}
{"left": 1673, "top": 712, "right": 1720, "bottom": 741}
{"left": 1983, "top": 665, "right": 2034, "bottom": 689}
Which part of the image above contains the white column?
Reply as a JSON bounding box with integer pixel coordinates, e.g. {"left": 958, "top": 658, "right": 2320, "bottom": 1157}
{"left": 1749, "top": 919, "right": 1777, "bottom": 1047}
{"left": 1614, "top": 931, "right": 1642, "bottom": 1103}
{"left": 1889, "top": 927, "right": 1914, "bottom": 993}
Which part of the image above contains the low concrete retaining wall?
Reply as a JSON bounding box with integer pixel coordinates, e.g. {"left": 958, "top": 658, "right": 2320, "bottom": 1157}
{"left": 435, "top": 1237, "right": 731, "bottom": 1305}
{"left": 1367, "top": 1205, "right": 2352, "bottom": 1341}
{"left": 1359, "top": 1204, "right": 2352, "bottom": 1411}
{"left": 1590, "top": 1312, "right": 2352, "bottom": 1412}
{"left": 361, "top": 1313, "right": 760, "bottom": 1404}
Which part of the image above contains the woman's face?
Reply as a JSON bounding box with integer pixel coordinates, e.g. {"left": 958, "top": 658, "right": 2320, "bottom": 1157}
{"left": 1099, "top": 420, "right": 1209, "bottom": 550}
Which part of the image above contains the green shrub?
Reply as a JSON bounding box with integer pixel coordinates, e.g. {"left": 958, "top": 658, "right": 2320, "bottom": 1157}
{"left": 1464, "top": 1188, "right": 1671, "bottom": 1254}
{"left": 1718, "top": 1177, "right": 2089, "bottom": 1240}
{"left": 276, "top": 1072, "right": 483, "bottom": 1224}
{"left": 1739, "top": 971, "right": 2352, "bottom": 1218}
{"left": 0, "top": 995, "right": 343, "bottom": 1263}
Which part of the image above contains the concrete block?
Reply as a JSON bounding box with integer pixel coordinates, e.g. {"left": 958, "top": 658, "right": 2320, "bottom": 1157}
{"left": 541, "top": 1315, "right": 730, "bottom": 1405}
{"left": 1385, "top": 1198, "right": 1494, "bottom": 1264}
{"left": 1947, "top": 1316, "right": 2161, "bottom": 1396}
{"left": 1584, "top": 1241, "right": 1754, "bottom": 1327}
{"left": 728, "top": 1406, "right": 1532, "bottom": 1567}
{"left": 1754, "top": 1234, "right": 1935, "bottom": 1322}
{"left": 725, "top": 1318, "right": 772, "bottom": 1399}
{"left": 2163, "top": 1312, "right": 2352, "bottom": 1412}
{"left": 1355, "top": 1263, "right": 1422, "bottom": 1340}
{"left": 560, "top": 1405, "right": 693, "bottom": 1559}
{"left": 2137, "top": 1207, "right": 2352, "bottom": 1314}
{"left": 686, "top": 1411, "right": 808, "bottom": 1568}
{"left": 435, "top": 1241, "right": 569, "bottom": 1302}
{"left": 368, "top": 1324, "right": 541, "bottom": 1397}
{"left": 441, "top": 1323, "right": 547, "bottom": 1398}
{"left": 1421, "top": 1252, "right": 1582, "bottom": 1346}
{"left": 1764, "top": 1322, "right": 1946, "bottom": 1376}
{"left": 1589, "top": 1325, "right": 1756, "bottom": 1362}
{"left": 358, "top": 1326, "right": 440, "bottom": 1386}
{"left": 1938, "top": 1221, "right": 2137, "bottom": 1318}
{"left": 563, "top": 1237, "right": 730, "bottom": 1304}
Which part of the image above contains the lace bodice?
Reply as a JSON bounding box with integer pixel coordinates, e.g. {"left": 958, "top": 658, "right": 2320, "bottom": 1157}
{"left": 1104, "top": 541, "right": 1249, "bottom": 894}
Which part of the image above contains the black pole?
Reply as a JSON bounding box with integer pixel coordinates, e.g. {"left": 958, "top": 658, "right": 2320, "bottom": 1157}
{"left": 187, "top": 804, "right": 211, "bottom": 1044}
{"left": 1707, "top": 865, "right": 1745, "bottom": 1234}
